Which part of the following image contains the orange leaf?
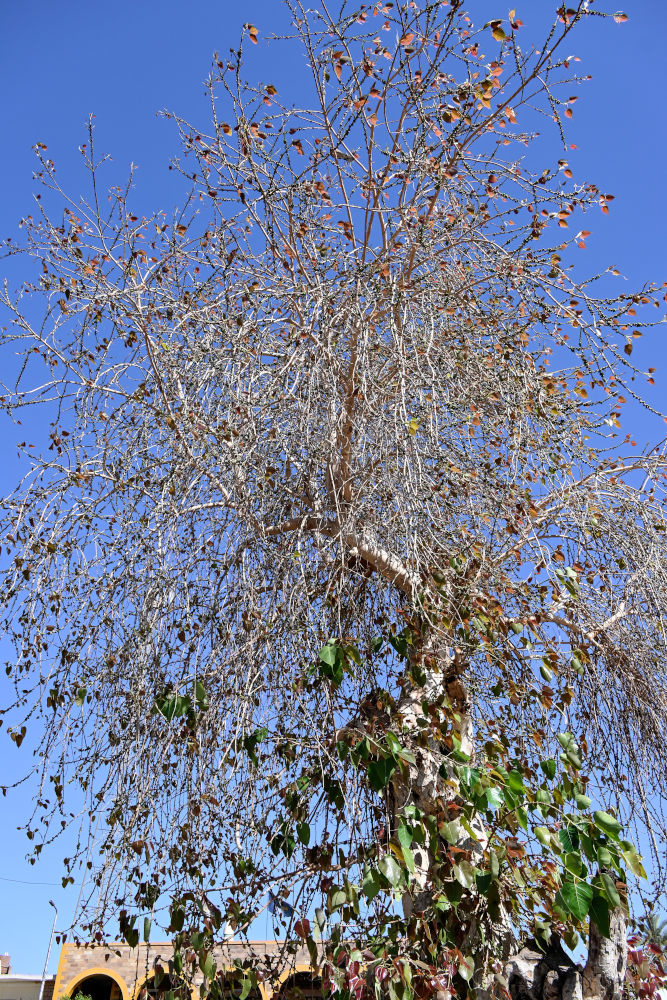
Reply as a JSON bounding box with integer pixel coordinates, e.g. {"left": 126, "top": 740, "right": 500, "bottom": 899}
{"left": 400, "top": 32, "right": 414, "bottom": 46}
{"left": 221, "top": 123, "right": 232, "bottom": 136}
{"left": 564, "top": 168, "right": 573, "bottom": 178}
{"left": 613, "top": 11, "right": 628, "bottom": 22}
{"left": 564, "top": 108, "right": 573, "bottom": 118}
{"left": 265, "top": 85, "right": 277, "bottom": 96}
{"left": 334, "top": 63, "right": 342, "bottom": 81}
{"left": 292, "top": 140, "right": 304, "bottom": 155}
{"left": 368, "top": 113, "right": 378, "bottom": 126}
{"left": 248, "top": 24, "right": 258, "bottom": 43}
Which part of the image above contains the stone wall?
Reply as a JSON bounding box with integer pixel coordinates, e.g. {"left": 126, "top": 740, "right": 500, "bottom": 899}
{"left": 53, "top": 942, "right": 315, "bottom": 1000}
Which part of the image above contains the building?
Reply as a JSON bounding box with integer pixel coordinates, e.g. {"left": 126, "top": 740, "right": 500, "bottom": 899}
{"left": 0, "top": 955, "right": 54, "bottom": 1000}
{"left": 52, "top": 942, "right": 320, "bottom": 1000}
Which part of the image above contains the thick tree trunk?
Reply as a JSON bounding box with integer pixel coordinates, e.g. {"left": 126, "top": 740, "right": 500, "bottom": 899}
{"left": 389, "top": 641, "right": 628, "bottom": 1000}
{"left": 507, "top": 908, "right": 626, "bottom": 1000}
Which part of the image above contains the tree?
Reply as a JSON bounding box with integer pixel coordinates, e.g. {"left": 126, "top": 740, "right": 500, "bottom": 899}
{"left": 1, "top": 2, "right": 666, "bottom": 998}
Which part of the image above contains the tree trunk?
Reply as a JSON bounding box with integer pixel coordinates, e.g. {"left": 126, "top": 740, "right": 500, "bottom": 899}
{"left": 388, "top": 640, "right": 628, "bottom": 1000}
{"left": 507, "top": 908, "right": 626, "bottom": 1000}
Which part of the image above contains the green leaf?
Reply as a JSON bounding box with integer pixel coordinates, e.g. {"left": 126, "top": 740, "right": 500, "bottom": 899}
{"left": 379, "top": 854, "right": 402, "bottom": 887}
{"left": 201, "top": 953, "right": 216, "bottom": 981}
{"left": 597, "top": 845, "right": 613, "bottom": 867}
{"left": 508, "top": 769, "right": 526, "bottom": 795}
{"left": 453, "top": 860, "right": 476, "bottom": 889}
{"left": 558, "top": 732, "right": 575, "bottom": 751}
{"left": 319, "top": 643, "right": 344, "bottom": 686}
{"left": 557, "top": 879, "right": 593, "bottom": 921}
{"left": 329, "top": 887, "right": 347, "bottom": 910}
{"left": 319, "top": 643, "right": 338, "bottom": 666}
{"left": 368, "top": 756, "right": 397, "bottom": 791}
{"left": 593, "top": 811, "right": 622, "bottom": 839}
{"left": 124, "top": 926, "right": 139, "bottom": 948}
{"left": 297, "top": 822, "right": 310, "bottom": 845}
{"left": 195, "top": 681, "right": 209, "bottom": 710}
{"left": 397, "top": 822, "right": 412, "bottom": 851}
{"left": 476, "top": 871, "right": 492, "bottom": 895}
{"left": 535, "top": 825, "right": 551, "bottom": 849}
{"left": 143, "top": 917, "right": 151, "bottom": 942}
{"left": 401, "top": 845, "right": 415, "bottom": 873}
{"left": 574, "top": 793, "right": 592, "bottom": 809}
{"left": 154, "top": 691, "right": 191, "bottom": 721}
{"left": 239, "top": 981, "right": 252, "bottom": 1000}
{"left": 540, "top": 663, "right": 553, "bottom": 682}
{"left": 243, "top": 727, "right": 268, "bottom": 766}
{"left": 590, "top": 893, "right": 611, "bottom": 939}
{"left": 486, "top": 787, "right": 504, "bottom": 810}
{"left": 458, "top": 955, "right": 475, "bottom": 983}
{"left": 541, "top": 758, "right": 557, "bottom": 780}
{"left": 563, "top": 852, "right": 585, "bottom": 878}
{"left": 621, "top": 843, "right": 646, "bottom": 879}
{"left": 74, "top": 686, "right": 87, "bottom": 707}
{"left": 439, "top": 819, "right": 461, "bottom": 844}
{"left": 599, "top": 871, "right": 621, "bottom": 909}
{"left": 362, "top": 864, "right": 382, "bottom": 902}
{"left": 458, "top": 956, "right": 475, "bottom": 983}
{"left": 559, "top": 825, "right": 579, "bottom": 853}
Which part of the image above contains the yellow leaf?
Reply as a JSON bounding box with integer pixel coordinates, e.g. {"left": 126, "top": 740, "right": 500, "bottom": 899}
{"left": 407, "top": 417, "right": 419, "bottom": 436}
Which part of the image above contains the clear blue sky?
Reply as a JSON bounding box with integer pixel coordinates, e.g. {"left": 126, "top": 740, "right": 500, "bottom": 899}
{"left": 0, "top": 0, "right": 666, "bottom": 976}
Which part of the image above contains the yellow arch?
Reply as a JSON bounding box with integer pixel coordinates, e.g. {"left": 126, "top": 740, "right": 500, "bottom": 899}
{"left": 211, "top": 964, "right": 274, "bottom": 1000}
{"left": 63, "top": 966, "right": 131, "bottom": 1000}
{"left": 273, "top": 966, "right": 322, "bottom": 1000}
{"left": 131, "top": 971, "right": 195, "bottom": 1000}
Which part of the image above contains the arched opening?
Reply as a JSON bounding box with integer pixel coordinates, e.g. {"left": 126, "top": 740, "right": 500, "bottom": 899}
{"left": 210, "top": 972, "right": 262, "bottom": 1000}
{"left": 68, "top": 974, "right": 123, "bottom": 1000}
{"left": 276, "top": 972, "right": 324, "bottom": 1000}
{"left": 136, "top": 967, "right": 190, "bottom": 1000}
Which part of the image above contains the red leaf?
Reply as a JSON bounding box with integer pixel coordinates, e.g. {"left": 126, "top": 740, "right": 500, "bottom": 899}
{"left": 294, "top": 919, "right": 310, "bottom": 939}
{"left": 400, "top": 33, "right": 414, "bottom": 46}
{"left": 613, "top": 11, "right": 628, "bottom": 22}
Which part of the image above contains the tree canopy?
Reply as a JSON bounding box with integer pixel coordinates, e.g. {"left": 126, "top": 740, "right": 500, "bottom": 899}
{"left": 1, "top": 3, "right": 666, "bottom": 998}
